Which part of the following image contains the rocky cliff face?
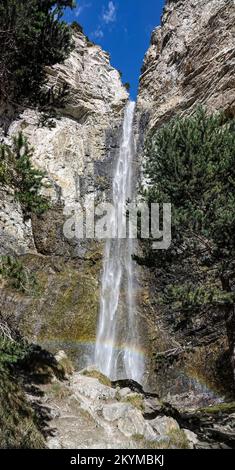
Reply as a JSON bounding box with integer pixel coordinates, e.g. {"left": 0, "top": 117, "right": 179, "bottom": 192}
{"left": 0, "top": 31, "right": 128, "bottom": 366}
{"left": 136, "top": 0, "right": 235, "bottom": 402}
{"left": 137, "top": 0, "right": 235, "bottom": 132}
{"left": 0, "top": 31, "right": 128, "bottom": 256}
{"left": 1, "top": 1, "right": 235, "bottom": 403}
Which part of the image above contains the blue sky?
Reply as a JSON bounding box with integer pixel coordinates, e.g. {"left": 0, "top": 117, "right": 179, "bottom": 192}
{"left": 63, "top": 1, "right": 165, "bottom": 99}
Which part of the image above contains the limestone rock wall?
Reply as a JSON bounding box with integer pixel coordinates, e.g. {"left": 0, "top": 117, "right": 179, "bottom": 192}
{"left": 0, "top": 31, "right": 128, "bottom": 255}
{"left": 0, "top": 31, "right": 128, "bottom": 368}
{"left": 0, "top": 188, "right": 35, "bottom": 255}
{"left": 137, "top": 0, "right": 235, "bottom": 132}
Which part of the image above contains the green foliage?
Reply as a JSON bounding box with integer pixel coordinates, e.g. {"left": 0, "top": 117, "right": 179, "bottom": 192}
{"left": 164, "top": 283, "right": 235, "bottom": 312}
{"left": 37, "top": 81, "right": 70, "bottom": 127}
{"left": 0, "top": 0, "right": 75, "bottom": 106}
{"left": 0, "top": 336, "right": 28, "bottom": 368}
{"left": 0, "top": 256, "right": 37, "bottom": 292}
{"left": 142, "top": 107, "right": 235, "bottom": 330}
{"left": 144, "top": 108, "right": 235, "bottom": 280}
{"left": 144, "top": 108, "right": 235, "bottom": 249}
{"left": 124, "top": 82, "right": 131, "bottom": 92}
{"left": 71, "top": 20, "right": 84, "bottom": 34}
{"left": 0, "top": 132, "right": 50, "bottom": 217}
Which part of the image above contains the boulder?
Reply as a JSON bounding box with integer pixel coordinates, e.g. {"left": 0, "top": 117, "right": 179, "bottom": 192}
{"left": 118, "top": 409, "right": 157, "bottom": 441}
{"left": 150, "top": 416, "right": 180, "bottom": 435}
{"left": 55, "top": 350, "right": 74, "bottom": 377}
{"left": 72, "top": 374, "right": 116, "bottom": 401}
{"left": 118, "top": 387, "right": 132, "bottom": 398}
{"left": 102, "top": 403, "right": 132, "bottom": 422}
{"left": 183, "top": 429, "right": 198, "bottom": 449}
{"left": 143, "top": 397, "right": 162, "bottom": 415}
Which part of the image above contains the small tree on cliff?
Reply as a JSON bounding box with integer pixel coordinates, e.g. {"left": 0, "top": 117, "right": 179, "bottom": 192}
{"left": 0, "top": 132, "right": 50, "bottom": 218}
{"left": 0, "top": 0, "right": 75, "bottom": 107}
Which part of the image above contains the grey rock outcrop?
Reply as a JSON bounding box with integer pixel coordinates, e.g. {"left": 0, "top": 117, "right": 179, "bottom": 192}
{"left": 150, "top": 416, "right": 180, "bottom": 435}
{"left": 0, "top": 31, "right": 128, "bottom": 369}
{"left": 137, "top": 0, "right": 235, "bottom": 132}
{"left": 0, "top": 188, "right": 35, "bottom": 255}
{"left": 32, "top": 367, "right": 234, "bottom": 449}
{"left": 0, "top": 31, "right": 128, "bottom": 255}
{"left": 102, "top": 402, "right": 131, "bottom": 422}
{"left": 41, "top": 369, "right": 192, "bottom": 448}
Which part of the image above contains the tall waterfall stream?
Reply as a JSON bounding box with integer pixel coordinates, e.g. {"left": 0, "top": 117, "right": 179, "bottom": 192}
{"left": 94, "top": 101, "right": 144, "bottom": 384}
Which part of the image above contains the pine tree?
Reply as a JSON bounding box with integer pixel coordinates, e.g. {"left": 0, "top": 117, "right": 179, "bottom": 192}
{"left": 143, "top": 107, "right": 235, "bottom": 377}
{"left": 144, "top": 107, "right": 235, "bottom": 271}
{"left": 0, "top": 0, "right": 75, "bottom": 107}
{"left": 0, "top": 132, "right": 50, "bottom": 217}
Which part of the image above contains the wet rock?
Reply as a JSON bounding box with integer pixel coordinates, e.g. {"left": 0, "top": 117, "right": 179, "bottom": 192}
{"left": 0, "top": 255, "right": 102, "bottom": 371}
{"left": 112, "top": 378, "right": 159, "bottom": 398}
{"left": 21, "top": 345, "right": 67, "bottom": 383}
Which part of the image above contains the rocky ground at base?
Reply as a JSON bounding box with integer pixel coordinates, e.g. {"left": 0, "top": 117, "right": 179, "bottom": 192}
{"left": 24, "top": 355, "right": 235, "bottom": 450}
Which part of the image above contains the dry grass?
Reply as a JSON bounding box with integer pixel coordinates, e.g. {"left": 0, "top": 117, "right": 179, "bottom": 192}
{"left": 81, "top": 369, "right": 111, "bottom": 387}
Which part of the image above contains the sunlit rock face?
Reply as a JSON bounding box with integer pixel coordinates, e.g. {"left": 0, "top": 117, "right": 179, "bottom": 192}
{"left": 1, "top": 31, "right": 128, "bottom": 255}
{"left": 135, "top": 0, "right": 235, "bottom": 400}
{"left": 137, "top": 0, "right": 235, "bottom": 132}
{"left": 0, "top": 188, "right": 35, "bottom": 255}
{"left": 0, "top": 32, "right": 128, "bottom": 368}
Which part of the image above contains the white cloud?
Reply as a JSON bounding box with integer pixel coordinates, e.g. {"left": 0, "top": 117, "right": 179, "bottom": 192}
{"left": 75, "top": 2, "right": 91, "bottom": 17}
{"left": 102, "top": 1, "right": 116, "bottom": 24}
{"left": 92, "top": 27, "right": 104, "bottom": 39}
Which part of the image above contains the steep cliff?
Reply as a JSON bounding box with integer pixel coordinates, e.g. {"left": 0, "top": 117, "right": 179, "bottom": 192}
{"left": 0, "top": 30, "right": 128, "bottom": 256}
{"left": 0, "top": 31, "right": 128, "bottom": 366}
{"left": 137, "top": 0, "right": 235, "bottom": 132}
{"left": 1, "top": 0, "right": 234, "bottom": 404}
{"left": 136, "top": 0, "right": 235, "bottom": 403}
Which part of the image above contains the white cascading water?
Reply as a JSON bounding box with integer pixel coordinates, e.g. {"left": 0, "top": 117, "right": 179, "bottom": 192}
{"left": 94, "top": 101, "right": 144, "bottom": 384}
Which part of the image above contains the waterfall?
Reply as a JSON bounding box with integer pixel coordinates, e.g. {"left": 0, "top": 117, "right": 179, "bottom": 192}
{"left": 94, "top": 101, "right": 144, "bottom": 384}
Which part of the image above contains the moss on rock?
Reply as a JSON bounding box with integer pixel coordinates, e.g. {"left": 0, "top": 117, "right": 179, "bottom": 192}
{"left": 0, "top": 253, "right": 102, "bottom": 360}
{"left": 198, "top": 401, "right": 235, "bottom": 415}
{"left": 80, "top": 368, "right": 111, "bottom": 387}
